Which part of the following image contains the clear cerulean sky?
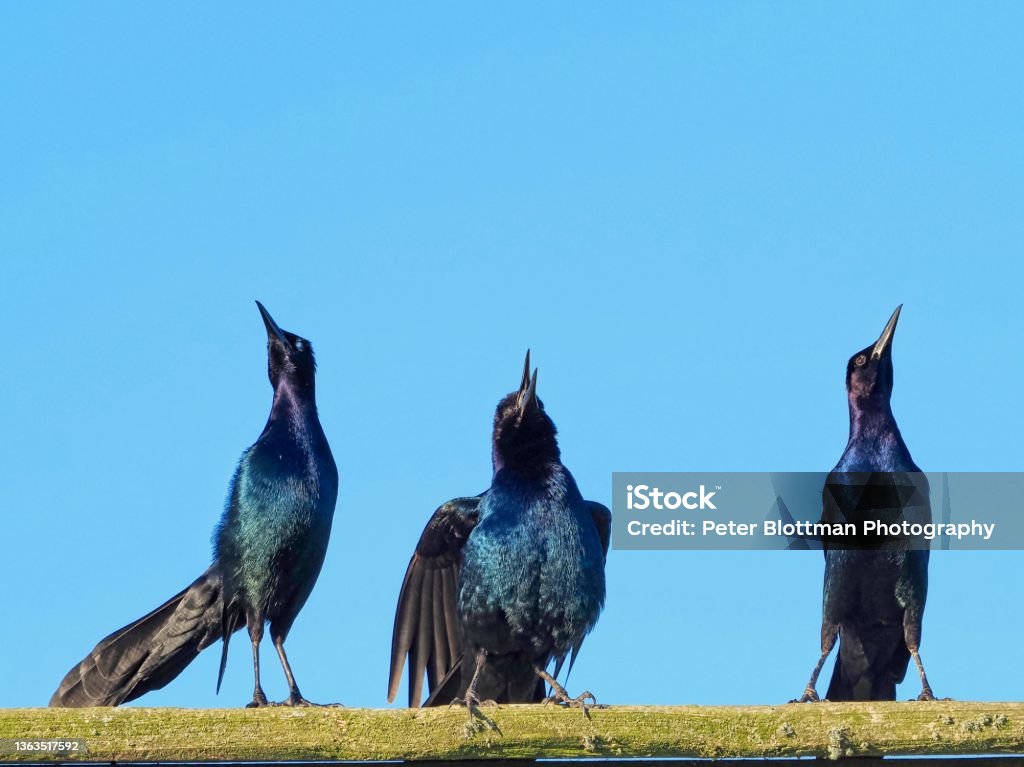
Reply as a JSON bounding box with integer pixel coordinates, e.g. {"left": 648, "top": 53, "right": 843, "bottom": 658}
{"left": 2, "top": 3, "right": 1022, "bottom": 709}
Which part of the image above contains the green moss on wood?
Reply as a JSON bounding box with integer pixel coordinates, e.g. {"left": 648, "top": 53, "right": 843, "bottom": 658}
{"left": 0, "top": 702, "right": 1022, "bottom": 762}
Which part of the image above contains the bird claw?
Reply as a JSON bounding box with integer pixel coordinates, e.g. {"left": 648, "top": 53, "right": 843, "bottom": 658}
{"left": 246, "top": 691, "right": 270, "bottom": 708}
{"left": 274, "top": 695, "right": 344, "bottom": 707}
{"left": 449, "top": 691, "right": 499, "bottom": 736}
{"left": 543, "top": 690, "right": 601, "bottom": 718}
{"left": 448, "top": 691, "right": 497, "bottom": 709}
{"left": 789, "top": 687, "right": 820, "bottom": 703}
{"left": 448, "top": 693, "right": 476, "bottom": 710}
{"left": 913, "top": 688, "right": 949, "bottom": 702}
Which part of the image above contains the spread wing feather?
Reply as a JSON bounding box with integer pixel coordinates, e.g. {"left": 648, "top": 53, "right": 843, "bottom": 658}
{"left": 388, "top": 495, "right": 482, "bottom": 707}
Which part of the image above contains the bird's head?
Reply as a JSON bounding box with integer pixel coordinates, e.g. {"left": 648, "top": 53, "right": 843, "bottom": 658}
{"left": 845, "top": 305, "right": 901, "bottom": 406}
{"left": 492, "top": 350, "right": 560, "bottom": 474}
{"left": 256, "top": 301, "right": 317, "bottom": 391}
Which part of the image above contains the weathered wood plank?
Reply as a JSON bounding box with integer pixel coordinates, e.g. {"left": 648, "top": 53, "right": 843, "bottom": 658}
{"left": 0, "top": 702, "right": 1022, "bottom": 762}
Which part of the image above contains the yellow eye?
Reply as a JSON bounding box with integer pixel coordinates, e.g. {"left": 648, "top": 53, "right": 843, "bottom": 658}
{"left": 854, "top": 354, "right": 867, "bottom": 367}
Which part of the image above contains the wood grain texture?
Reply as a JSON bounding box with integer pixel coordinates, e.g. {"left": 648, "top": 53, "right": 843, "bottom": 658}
{"left": 1, "top": 702, "right": 1022, "bottom": 762}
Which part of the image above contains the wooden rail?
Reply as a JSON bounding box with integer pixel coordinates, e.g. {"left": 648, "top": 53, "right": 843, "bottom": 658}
{"left": 1, "top": 702, "right": 1023, "bottom": 762}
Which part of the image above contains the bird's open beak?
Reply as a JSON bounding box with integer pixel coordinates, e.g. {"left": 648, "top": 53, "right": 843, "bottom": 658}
{"left": 256, "top": 301, "right": 291, "bottom": 347}
{"left": 871, "top": 305, "right": 902, "bottom": 360}
{"left": 516, "top": 350, "right": 538, "bottom": 412}
{"left": 518, "top": 368, "right": 539, "bottom": 412}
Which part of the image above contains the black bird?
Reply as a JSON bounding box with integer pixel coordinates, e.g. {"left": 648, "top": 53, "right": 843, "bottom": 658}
{"left": 795, "top": 305, "right": 937, "bottom": 702}
{"left": 51, "top": 302, "right": 338, "bottom": 708}
{"left": 388, "top": 351, "right": 610, "bottom": 719}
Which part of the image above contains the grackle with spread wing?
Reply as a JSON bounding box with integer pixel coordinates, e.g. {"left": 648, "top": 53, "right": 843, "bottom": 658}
{"left": 388, "top": 351, "right": 610, "bottom": 718}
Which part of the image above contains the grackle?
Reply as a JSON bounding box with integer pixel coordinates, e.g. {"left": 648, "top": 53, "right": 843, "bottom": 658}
{"left": 388, "top": 351, "right": 610, "bottom": 721}
{"left": 50, "top": 302, "right": 338, "bottom": 708}
{"left": 795, "top": 305, "right": 938, "bottom": 702}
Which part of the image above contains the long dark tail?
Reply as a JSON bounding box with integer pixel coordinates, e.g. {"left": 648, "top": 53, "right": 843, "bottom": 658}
{"left": 50, "top": 567, "right": 231, "bottom": 707}
{"left": 825, "top": 621, "right": 909, "bottom": 701}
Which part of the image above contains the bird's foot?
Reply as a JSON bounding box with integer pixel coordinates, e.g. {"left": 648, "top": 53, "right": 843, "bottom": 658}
{"left": 449, "top": 691, "right": 499, "bottom": 737}
{"left": 913, "top": 687, "right": 950, "bottom": 702}
{"left": 542, "top": 688, "right": 603, "bottom": 718}
{"left": 534, "top": 665, "right": 603, "bottom": 719}
{"left": 789, "top": 687, "right": 820, "bottom": 703}
{"left": 448, "top": 692, "right": 498, "bottom": 710}
{"left": 246, "top": 690, "right": 271, "bottom": 708}
{"left": 275, "top": 694, "right": 344, "bottom": 708}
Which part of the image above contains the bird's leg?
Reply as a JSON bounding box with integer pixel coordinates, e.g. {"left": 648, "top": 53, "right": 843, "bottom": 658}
{"left": 449, "top": 650, "right": 497, "bottom": 735}
{"left": 794, "top": 650, "right": 829, "bottom": 703}
{"left": 904, "top": 614, "right": 940, "bottom": 701}
{"left": 791, "top": 622, "right": 838, "bottom": 703}
{"left": 534, "top": 665, "right": 600, "bottom": 717}
{"left": 448, "top": 649, "right": 489, "bottom": 709}
{"left": 910, "top": 649, "right": 936, "bottom": 701}
{"left": 268, "top": 632, "right": 342, "bottom": 707}
{"left": 245, "top": 622, "right": 269, "bottom": 708}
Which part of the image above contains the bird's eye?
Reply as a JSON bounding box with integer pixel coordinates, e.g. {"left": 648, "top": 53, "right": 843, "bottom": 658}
{"left": 854, "top": 354, "right": 867, "bottom": 367}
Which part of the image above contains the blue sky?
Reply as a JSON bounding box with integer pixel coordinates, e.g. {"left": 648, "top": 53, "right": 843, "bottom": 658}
{"left": 2, "top": 3, "right": 1022, "bottom": 708}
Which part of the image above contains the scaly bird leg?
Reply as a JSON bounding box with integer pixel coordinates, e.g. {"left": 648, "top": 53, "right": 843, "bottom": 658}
{"left": 911, "top": 649, "right": 936, "bottom": 701}
{"left": 791, "top": 623, "right": 838, "bottom": 703}
{"left": 449, "top": 650, "right": 497, "bottom": 735}
{"left": 245, "top": 622, "right": 269, "bottom": 708}
{"left": 534, "top": 665, "right": 600, "bottom": 717}
{"left": 905, "top": 613, "right": 945, "bottom": 701}
{"left": 270, "top": 632, "right": 342, "bottom": 707}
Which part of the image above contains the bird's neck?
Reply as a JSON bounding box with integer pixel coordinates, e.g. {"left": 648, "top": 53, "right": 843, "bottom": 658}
{"left": 491, "top": 442, "right": 561, "bottom": 479}
{"left": 847, "top": 396, "right": 900, "bottom": 443}
{"left": 270, "top": 382, "right": 319, "bottom": 423}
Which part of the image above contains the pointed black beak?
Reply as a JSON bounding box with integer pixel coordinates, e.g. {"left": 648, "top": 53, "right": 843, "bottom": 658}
{"left": 256, "top": 301, "right": 291, "bottom": 347}
{"left": 871, "top": 304, "right": 902, "bottom": 360}
{"left": 519, "top": 349, "right": 531, "bottom": 392}
{"left": 518, "top": 368, "right": 539, "bottom": 413}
